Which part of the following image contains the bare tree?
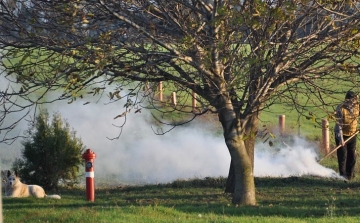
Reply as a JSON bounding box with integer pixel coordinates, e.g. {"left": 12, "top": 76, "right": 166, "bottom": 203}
{"left": 0, "top": 72, "right": 30, "bottom": 144}
{"left": 1, "top": 0, "right": 360, "bottom": 205}
{"left": 0, "top": 66, "right": 71, "bottom": 144}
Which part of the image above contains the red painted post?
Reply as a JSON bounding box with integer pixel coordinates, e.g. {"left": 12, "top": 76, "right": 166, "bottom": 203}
{"left": 279, "top": 115, "right": 285, "bottom": 135}
{"left": 82, "top": 149, "right": 96, "bottom": 202}
{"left": 322, "top": 119, "right": 330, "bottom": 154}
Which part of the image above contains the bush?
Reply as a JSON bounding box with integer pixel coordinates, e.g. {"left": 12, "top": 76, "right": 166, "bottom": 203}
{"left": 12, "top": 109, "right": 85, "bottom": 190}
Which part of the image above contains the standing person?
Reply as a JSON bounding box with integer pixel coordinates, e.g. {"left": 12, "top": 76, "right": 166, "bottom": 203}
{"left": 334, "top": 90, "right": 360, "bottom": 180}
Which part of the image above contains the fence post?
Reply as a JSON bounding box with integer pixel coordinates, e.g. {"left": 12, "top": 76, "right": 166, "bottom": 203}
{"left": 158, "top": 82, "right": 163, "bottom": 102}
{"left": 192, "top": 91, "right": 197, "bottom": 111}
{"left": 322, "top": 119, "right": 330, "bottom": 154}
{"left": 171, "top": 92, "right": 177, "bottom": 106}
{"left": 279, "top": 115, "right": 285, "bottom": 135}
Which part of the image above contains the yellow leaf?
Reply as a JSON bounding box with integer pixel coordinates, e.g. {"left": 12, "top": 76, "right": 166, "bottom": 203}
{"left": 114, "top": 112, "right": 127, "bottom": 119}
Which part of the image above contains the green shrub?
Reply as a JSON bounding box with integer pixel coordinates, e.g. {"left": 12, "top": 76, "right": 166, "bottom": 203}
{"left": 12, "top": 108, "right": 85, "bottom": 190}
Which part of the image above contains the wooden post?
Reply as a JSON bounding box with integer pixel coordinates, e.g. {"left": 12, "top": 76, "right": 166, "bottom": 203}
{"left": 279, "top": 115, "right": 285, "bottom": 135}
{"left": 171, "top": 92, "right": 177, "bottom": 106}
{"left": 192, "top": 91, "right": 197, "bottom": 111}
{"left": 322, "top": 119, "right": 330, "bottom": 154}
{"left": 158, "top": 82, "right": 163, "bottom": 102}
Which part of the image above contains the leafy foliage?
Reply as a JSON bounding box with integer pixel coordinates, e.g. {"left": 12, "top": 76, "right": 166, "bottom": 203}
{"left": 12, "top": 109, "right": 85, "bottom": 190}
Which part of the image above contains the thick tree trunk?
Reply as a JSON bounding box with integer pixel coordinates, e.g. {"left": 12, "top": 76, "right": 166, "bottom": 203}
{"left": 219, "top": 108, "right": 258, "bottom": 205}
{"left": 225, "top": 132, "right": 256, "bottom": 205}
{"left": 225, "top": 160, "right": 235, "bottom": 193}
{"left": 225, "top": 115, "right": 257, "bottom": 194}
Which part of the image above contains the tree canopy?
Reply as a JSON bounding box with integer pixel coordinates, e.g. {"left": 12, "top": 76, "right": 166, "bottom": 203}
{"left": 1, "top": 0, "right": 360, "bottom": 205}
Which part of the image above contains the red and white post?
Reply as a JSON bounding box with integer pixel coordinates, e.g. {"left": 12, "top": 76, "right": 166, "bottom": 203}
{"left": 82, "top": 149, "right": 96, "bottom": 202}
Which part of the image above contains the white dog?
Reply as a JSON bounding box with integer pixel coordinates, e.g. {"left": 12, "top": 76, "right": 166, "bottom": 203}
{"left": 5, "top": 170, "right": 61, "bottom": 199}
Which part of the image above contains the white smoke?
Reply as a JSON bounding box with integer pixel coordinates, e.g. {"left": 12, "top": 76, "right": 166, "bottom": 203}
{"left": 47, "top": 97, "right": 231, "bottom": 185}
{"left": 255, "top": 137, "right": 339, "bottom": 178}
{"left": 0, "top": 75, "right": 342, "bottom": 186}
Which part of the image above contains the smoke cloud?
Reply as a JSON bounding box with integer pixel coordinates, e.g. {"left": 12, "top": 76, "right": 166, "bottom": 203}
{"left": 255, "top": 138, "right": 339, "bottom": 178}
{"left": 48, "top": 97, "right": 231, "bottom": 185}
{"left": 0, "top": 76, "right": 342, "bottom": 186}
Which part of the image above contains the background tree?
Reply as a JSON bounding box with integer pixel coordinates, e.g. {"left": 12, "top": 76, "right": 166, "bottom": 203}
{"left": 0, "top": 81, "right": 32, "bottom": 144}
{"left": 13, "top": 108, "right": 85, "bottom": 190}
{"left": 1, "top": 0, "right": 360, "bottom": 205}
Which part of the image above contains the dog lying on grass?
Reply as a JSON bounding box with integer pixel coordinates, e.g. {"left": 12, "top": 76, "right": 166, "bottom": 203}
{"left": 5, "top": 170, "right": 61, "bottom": 199}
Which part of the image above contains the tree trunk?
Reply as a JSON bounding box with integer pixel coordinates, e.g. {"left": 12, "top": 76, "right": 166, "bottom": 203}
{"left": 219, "top": 109, "right": 258, "bottom": 205}
{"left": 225, "top": 115, "right": 257, "bottom": 194}
{"left": 226, "top": 132, "right": 256, "bottom": 205}
{"left": 225, "top": 160, "right": 235, "bottom": 193}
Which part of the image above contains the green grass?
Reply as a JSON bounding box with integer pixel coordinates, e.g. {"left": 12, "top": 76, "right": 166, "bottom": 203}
{"left": 3, "top": 166, "right": 360, "bottom": 223}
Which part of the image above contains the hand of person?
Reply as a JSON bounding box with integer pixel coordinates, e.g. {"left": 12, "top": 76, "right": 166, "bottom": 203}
{"left": 341, "top": 140, "right": 346, "bottom": 147}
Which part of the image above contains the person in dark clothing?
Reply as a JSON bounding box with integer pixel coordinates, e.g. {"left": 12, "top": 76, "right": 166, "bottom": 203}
{"left": 334, "top": 90, "right": 360, "bottom": 180}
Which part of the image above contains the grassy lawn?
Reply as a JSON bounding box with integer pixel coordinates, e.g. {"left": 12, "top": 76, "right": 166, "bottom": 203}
{"left": 3, "top": 168, "right": 360, "bottom": 223}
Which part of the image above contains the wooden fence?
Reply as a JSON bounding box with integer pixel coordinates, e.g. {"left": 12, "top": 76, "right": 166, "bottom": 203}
{"left": 277, "top": 115, "right": 330, "bottom": 154}
{"left": 157, "top": 82, "right": 331, "bottom": 154}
